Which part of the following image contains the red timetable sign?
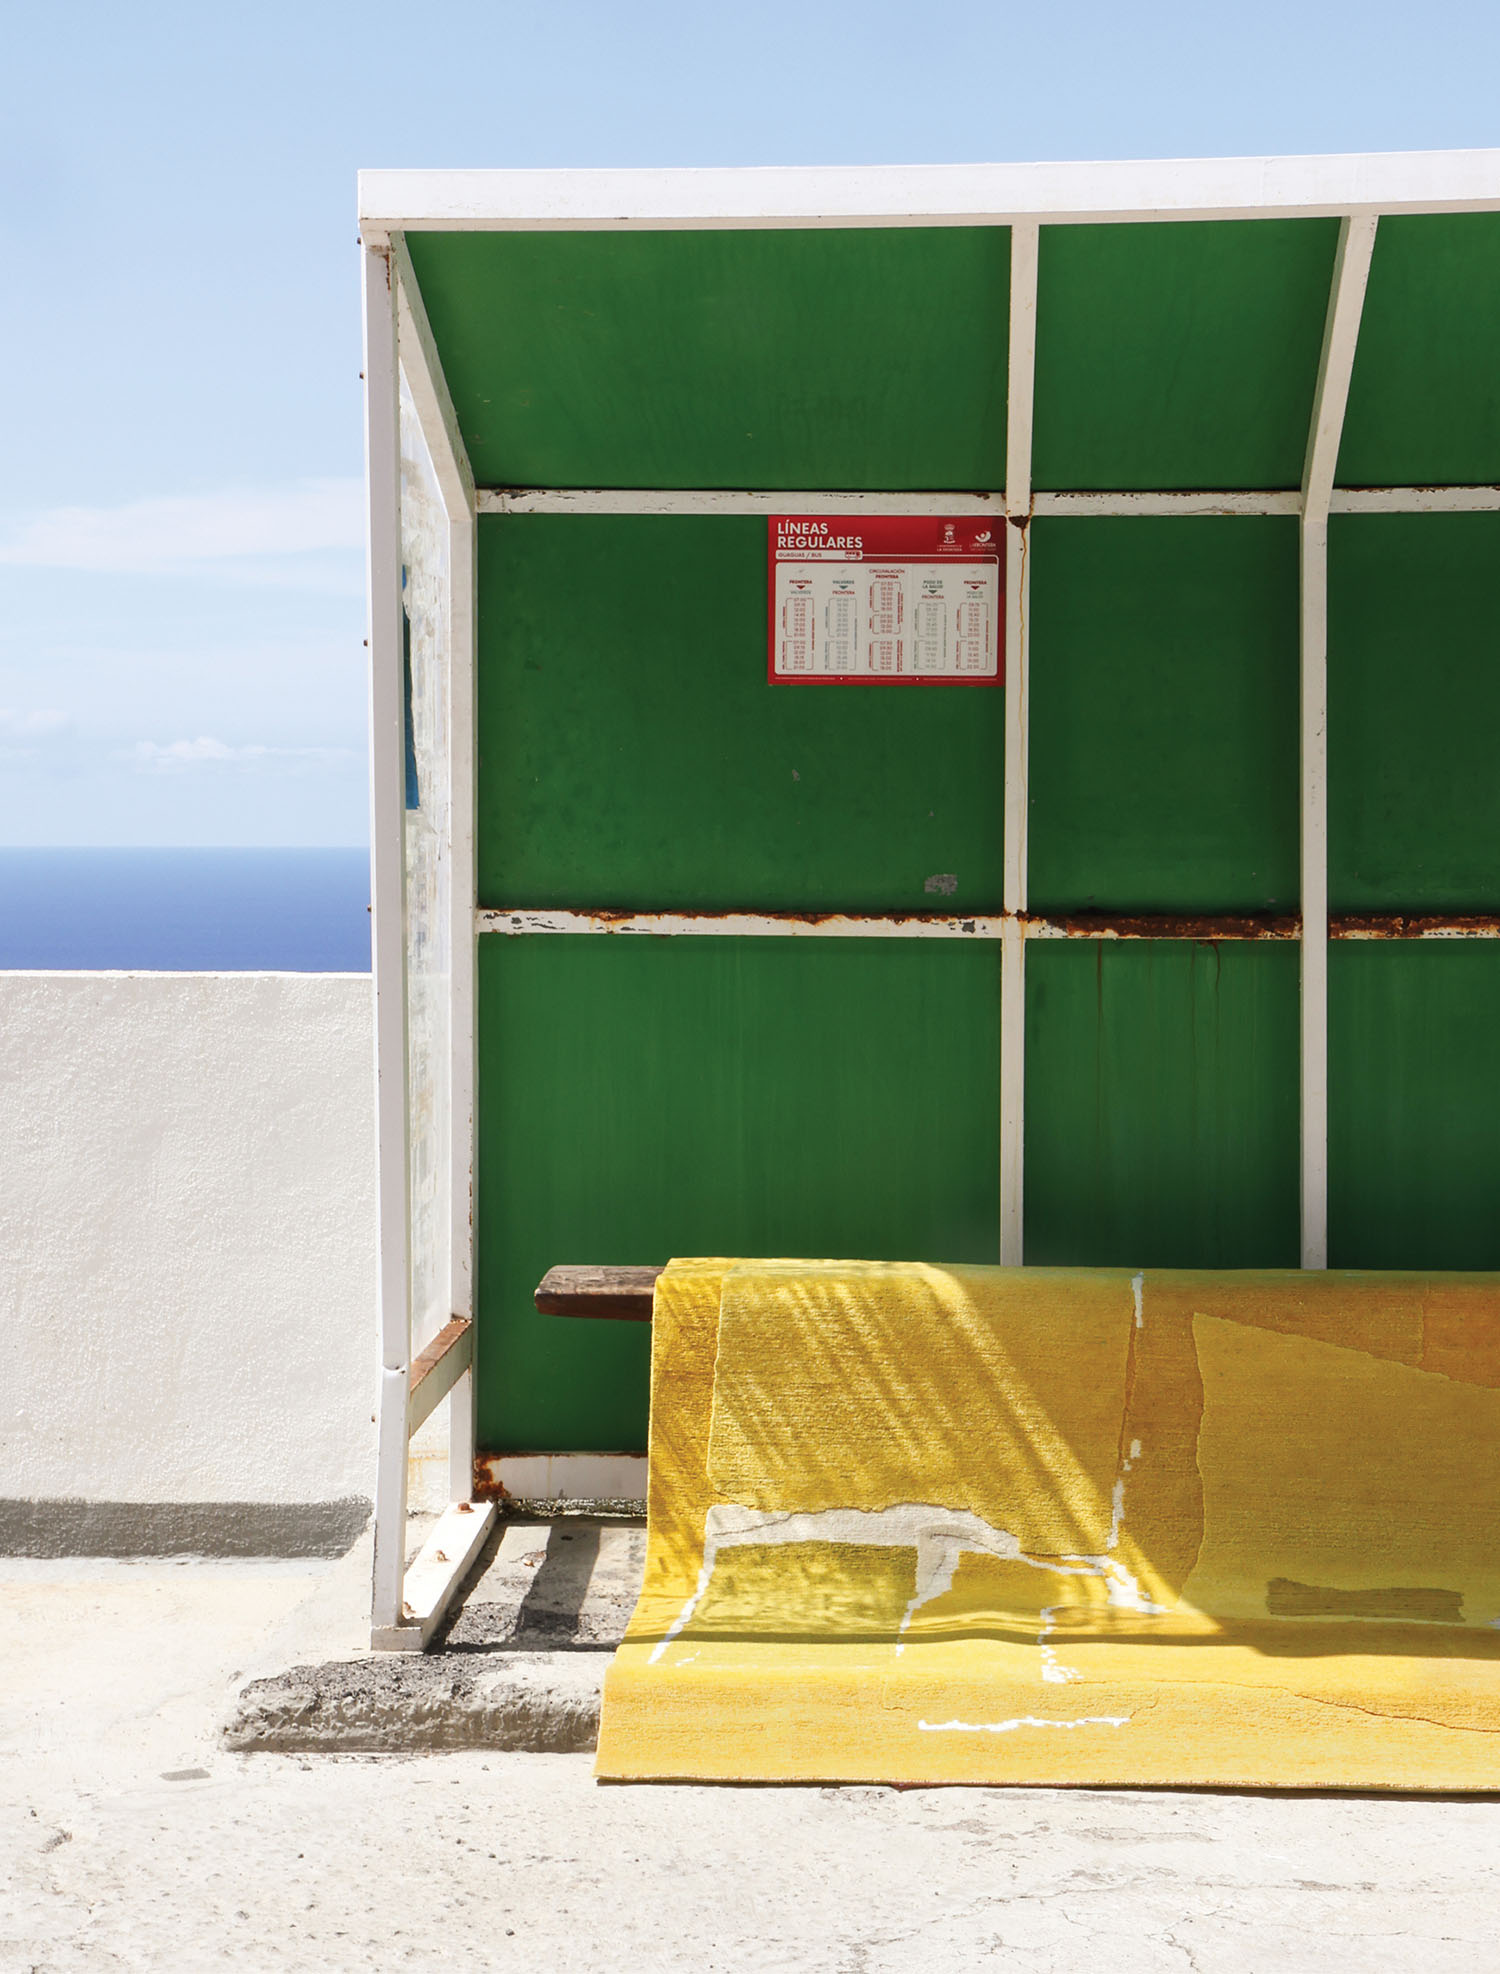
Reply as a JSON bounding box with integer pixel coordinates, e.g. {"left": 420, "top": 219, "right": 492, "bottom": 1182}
{"left": 768, "top": 514, "right": 1004, "bottom": 686}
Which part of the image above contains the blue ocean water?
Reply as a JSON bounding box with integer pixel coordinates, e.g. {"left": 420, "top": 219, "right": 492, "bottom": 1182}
{"left": 0, "top": 848, "right": 372, "bottom": 971}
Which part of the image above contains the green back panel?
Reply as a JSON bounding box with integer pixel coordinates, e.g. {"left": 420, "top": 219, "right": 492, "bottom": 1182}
{"left": 1028, "top": 518, "right": 1300, "bottom": 913}
{"left": 477, "top": 935, "right": 1001, "bottom": 1451}
{"left": 1338, "top": 213, "right": 1500, "bottom": 487}
{"left": 453, "top": 208, "right": 1500, "bottom": 1453}
{"left": 1329, "top": 944, "right": 1500, "bottom": 1268}
{"left": 406, "top": 228, "right": 1009, "bottom": 491}
{"left": 478, "top": 515, "right": 1007, "bottom": 913}
{"left": 1025, "top": 940, "right": 1300, "bottom": 1267}
{"left": 1329, "top": 513, "right": 1500, "bottom": 912}
{"left": 1031, "top": 220, "right": 1338, "bottom": 491}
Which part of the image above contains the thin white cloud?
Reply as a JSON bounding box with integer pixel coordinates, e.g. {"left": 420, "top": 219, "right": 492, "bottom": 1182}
{"left": 127, "top": 736, "right": 360, "bottom": 774}
{"left": 0, "top": 708, "right": 71, "bottom": 739}
{"left": 0, "top": 479, "right": 364, "bottom": 575}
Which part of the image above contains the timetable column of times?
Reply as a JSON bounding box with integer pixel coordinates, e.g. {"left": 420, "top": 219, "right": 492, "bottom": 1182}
{"left": 773, "top": 561, "right": 998, "bottom": 679}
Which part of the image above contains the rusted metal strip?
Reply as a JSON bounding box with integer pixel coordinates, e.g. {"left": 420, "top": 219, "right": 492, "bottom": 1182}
{"left": 479, "top": 908, "right": 1299, "bottom": 942}
{"left": 535, "top": 1265, "right": 663, "bottom": 1321}
{"left": 1331, "top": 914, "right": 1500, "bottom": 939}
{"left": 410, "top": 1314, "right": 472, "bottom": 1390}
{"left": 407, "top": 1315, "right": 473, "bottom": 1437}
{"left": 471, "top": 1451, "right": 648, "bottom": 1504}
{"left": 1024, "top": 912, "right": 1301, "bottom": 941}
{"left": 478, "top": 908, "right": 1005, "bottom": 939}
{"left": 480, "top": 907, "right": 1500, "bottom": 945}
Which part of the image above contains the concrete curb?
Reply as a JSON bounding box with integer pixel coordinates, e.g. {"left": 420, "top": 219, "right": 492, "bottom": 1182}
{"left": 225, "top": 1651, "right": 605, "bottom": 1754}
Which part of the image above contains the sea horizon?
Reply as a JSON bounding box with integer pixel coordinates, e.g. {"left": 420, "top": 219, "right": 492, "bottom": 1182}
{"left": 0, "top": 846, "right": 372, "bottom": 972}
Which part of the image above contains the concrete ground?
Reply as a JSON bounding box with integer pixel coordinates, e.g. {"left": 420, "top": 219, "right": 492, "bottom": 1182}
{"left": 4, "top": 1530, "right": 1500, "bottom": 1972}
{"left": 226, "top": 1514, "right": 641, "bottom": 1753}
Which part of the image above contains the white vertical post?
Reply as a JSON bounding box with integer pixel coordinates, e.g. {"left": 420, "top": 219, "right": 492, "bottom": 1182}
{"left": 1299, "top": 214, "right": 1376, "bottom": 1271}
{"left": 1298, "top": 517, "right": 1330, "bottom": 1270}
{"left": 447, "top": 502, "right": 478, "bottom": 1501}
{"left": 1000, "top": 220, "right": 1038, "bottom": 1266}
{"left": 364, "top": 240, "right": 414, "bottom": 1630}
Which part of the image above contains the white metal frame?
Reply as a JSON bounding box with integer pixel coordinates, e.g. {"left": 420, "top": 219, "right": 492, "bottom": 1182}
{"left": 1297, "top": 216, "right": 1379, "bottom": 1268}
{"left": 359, "top": 150, "right": 1500, "bottom": 240}
{"left": 366, "top": 240, "right": 494, "bottom": 1652}
{"left": 1000, "top": 223, "right": 1038, "bottom": 1265}
{"left": 392, "top": 238, "right": 483, "bottom": 1504}
{"left": 362, "top": 150, "right": 1500, "bottom": 1646}
{"left": 478, "top": 909, "right": 1500, "bottom": 942}
{"left": 477, "top": 486, "right": 1500, "bottom": 518}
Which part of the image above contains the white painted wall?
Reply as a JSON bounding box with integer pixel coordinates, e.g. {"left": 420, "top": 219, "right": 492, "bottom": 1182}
{"left": 0, "top": 973, "right": 378, "bottom": 1514}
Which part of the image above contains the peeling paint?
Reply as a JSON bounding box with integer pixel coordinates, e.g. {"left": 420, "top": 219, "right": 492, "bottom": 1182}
{"left": 1038, "top": 1607, "right": 1083, "bottom": 1684}
{"left": 650, "top": 1501, "right": 1167, "bottom": 1667}
{"left": 1026, "top": 912, "right": 1300, "bottom": 943}
{"left": 1330, "top": 913, "right": 1500, "bottom": 941}
{"left": 480, "top": 907, "right": 1500, "bottom": 944}
{"left": 917, "top": 1714, "right": 1131, "bottom": 1733}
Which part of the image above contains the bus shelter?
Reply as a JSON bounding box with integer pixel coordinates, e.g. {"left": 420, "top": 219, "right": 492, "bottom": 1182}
{"left": 358, "top": 151, "right": 1500, "bottom": 1650}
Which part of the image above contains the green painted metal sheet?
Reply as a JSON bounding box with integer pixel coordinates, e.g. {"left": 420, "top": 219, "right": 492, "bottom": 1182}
{"left": 477, "top": 515, "right": 1007, "bottom": 912}
{"left": 1027, "top": 518, "right": 1300, "bottom": 914}
{"left": 1329, "top": 513, "right": 1500, "bottom": 912}
{"left": 1329, "top": 944, "right": 1500, "bottom": 1268}
{"left": 1031, "top": 220, "right": 1339, "bottom": 491}
{"left": 1024, "top": 940, "right": 1300, "bottom": 1267}
{"left": 1338, "top": 213, "right": 1500, "bottom": 488}
{"left": 476, "top": 934, "right": 1002, "bottom": 1452}
{"left": 405, "top": 229, "right": 1009, "bottom": 492}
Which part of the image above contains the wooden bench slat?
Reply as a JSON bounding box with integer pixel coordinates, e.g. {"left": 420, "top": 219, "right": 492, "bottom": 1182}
{"left": 534, "top": 1264, "right": 663, "bottom": 1321}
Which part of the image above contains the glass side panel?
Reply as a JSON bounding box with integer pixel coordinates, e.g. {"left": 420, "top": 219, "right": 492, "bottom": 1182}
{"left": 399, "top": 371, "right": 452, "bottom": 1355}
{"left": 476, "top": 934, "right": 1001, "bottom": 1452}
{"left": 407, "top": 228, "right": 1009, "bottom": 492}
{"left": 1024, "top": 939, "right": 1300, "bottom": 1267}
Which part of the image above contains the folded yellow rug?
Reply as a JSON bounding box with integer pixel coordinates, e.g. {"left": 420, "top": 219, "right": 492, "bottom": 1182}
{"left": 596, "top": 1260, "right": 1500, "bottom": 1788}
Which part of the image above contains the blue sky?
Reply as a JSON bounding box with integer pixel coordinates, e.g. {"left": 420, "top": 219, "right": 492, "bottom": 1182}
{"left": 5, "top": 0, "right": 1500, "bottom": 845}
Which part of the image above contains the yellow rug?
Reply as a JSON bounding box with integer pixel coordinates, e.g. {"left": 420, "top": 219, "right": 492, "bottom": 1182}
{"left": 596, "top": 1260, "right": 1500, "bottom": 1787}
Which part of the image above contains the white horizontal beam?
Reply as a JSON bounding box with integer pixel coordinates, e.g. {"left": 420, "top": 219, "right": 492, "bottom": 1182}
{"left": 359, "top": 149, "right": 1500, "bottom": 242}
{"left": 472, "top": 1452, "right": 648, "bottom": 1505}
{"left": 481, "top": 909, "right": 1291, "bottom": 943}
{"left": 1332, "top": 918, "right": 1500, "bottom": 939}
{"left": 1329, "top": 485, "right": 1500, "bottom": 513}
{"left": 1031, "top": 490, "right": 1303, "bottom": 517}
{"left": 478, "top": 488, "right": 1001, "bottom": 516}
{"left": 480, "top": 908, "right": 1500, "bottom": 942}
{"left": 476, "top": 486, "right": 1500, "bottom": 519}
{"left": 478, "top": 908, "right": 1006, "bottom": 940}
